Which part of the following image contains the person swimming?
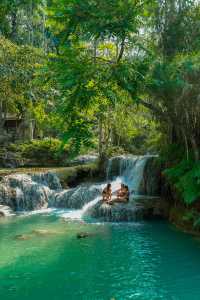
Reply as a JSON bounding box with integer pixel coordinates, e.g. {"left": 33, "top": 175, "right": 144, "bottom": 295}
{"left": 102, "top": 183, "right": 112, "bottom": 202}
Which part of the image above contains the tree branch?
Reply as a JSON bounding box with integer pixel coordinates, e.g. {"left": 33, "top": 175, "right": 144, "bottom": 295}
{"left": 138, "top": 98, "right": 168, "bottom": 120}
{"left": 117, "top": 37, "right": 125, "bottom": 63}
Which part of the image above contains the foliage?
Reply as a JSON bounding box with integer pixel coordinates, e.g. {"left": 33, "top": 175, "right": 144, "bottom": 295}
{"left": 1, "top": 0, "right": 200, "bottom": 169}
{"left": 164, "top": 160, "right": 200, "bottom": 205}
{"left": 0, "top": 36, "right": 47, "bottom": 136}
{"left": 10, "top": 138, "right": 70, "bottom": 162}
{"left": 183, "top": 210, "right": 200, "bottom": 229}
{"left": 45, "top": 0, "right": 200, "bottom": 161}
{"left": 45, "top": 0, "right": 157, "bottom": 156}
{"left": 0, "top": 0, "right": 53, "bottom": 49}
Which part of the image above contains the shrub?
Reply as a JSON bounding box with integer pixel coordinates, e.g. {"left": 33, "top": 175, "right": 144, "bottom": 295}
{"left": 10, "top": 138, "right": 70, "bottom": 164}
{"left": 164, "top": 159, "right": 200, "bottom": 205}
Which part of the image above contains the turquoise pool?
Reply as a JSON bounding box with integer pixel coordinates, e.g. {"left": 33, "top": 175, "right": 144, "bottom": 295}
{"left": 0, "top": 213, "right": 200, "bottom": 300}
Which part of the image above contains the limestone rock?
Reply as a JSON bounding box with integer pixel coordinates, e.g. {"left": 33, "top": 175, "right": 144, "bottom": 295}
{"left": 86, "top": 196, "right": 169, "bottom": 222}
{"left": 0, "top": 172, "right": 60, "bottom": 211}
{"left": 0, "top": 205, "right": 14, "bottom": 217}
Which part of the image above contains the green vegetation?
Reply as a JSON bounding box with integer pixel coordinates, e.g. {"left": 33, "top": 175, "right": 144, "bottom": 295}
{"left": 9, "top": 138, "right": 70, "bottom": 165}
{"left": 1, "top": 0, "right": 200, "bottom": 226}
{"left": 165, "top": 160, "right": 200, "bottom": 205}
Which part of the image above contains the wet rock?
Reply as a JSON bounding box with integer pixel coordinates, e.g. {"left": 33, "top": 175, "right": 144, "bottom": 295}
{"left": 0, "top": 211, "right": 5, "bottom": 217}
{"left": 88, "top": 201, "right": 144, "bottom": 222}
{"left": 87, "top": 196, "right": 169, "bottom": 222}
{"left": 31, "top": 172, "right": 62, "bottom": 190}
{"left": 76, "top": 232, "right": 92, "bottom": 239}
{"left": 66, "top": 154, "right": 98, "bottom": 166}
{"left": 0, "top": 205, "right": 14, "bottom": 217}
{"left": 0, "top": 172, "right": 60, "bottom": 211}
{"left": 15, "top": 234, "right": 32, "bottom": 241}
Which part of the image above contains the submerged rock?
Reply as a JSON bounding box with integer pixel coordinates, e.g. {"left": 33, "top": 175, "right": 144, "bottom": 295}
{"left": 15, "top": 234, "right": 32, "bottom": 241}
{"left": 32, "top": 229, "right": 57, "bottom": 236}
{"left": 76, "top": 232, "right": 93, "bottom": 239}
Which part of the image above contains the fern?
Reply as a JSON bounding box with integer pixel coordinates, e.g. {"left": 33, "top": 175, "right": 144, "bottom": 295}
{"left": 164, "top": 160, "right": 200, "bottom": 205}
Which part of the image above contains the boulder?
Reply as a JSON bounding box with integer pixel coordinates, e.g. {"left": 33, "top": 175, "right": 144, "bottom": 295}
{"left": 0, "top": 173, "right": 58, "bottom": 211}
{"left": 86, "top": 196, "right": 169, "bottom": 222}
{"left": 0, "top": 205, "right": 14, "bottom": 217}
{"left": 0, "top": 211, "right": 5, "bottom": 217}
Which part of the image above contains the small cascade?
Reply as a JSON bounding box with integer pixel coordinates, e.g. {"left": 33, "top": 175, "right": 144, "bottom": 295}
{"left": 62, "top": 156, "right": 155, "bottom": 221}
{"left": 61, "top": 195, "right": 102, "bottom": 221}
{"left": 0, "top": 172, "right": 60, "bottom": 211}
{"left": 0, "top": 154, "right": 163, "bottom": 222}
{"left": 106, "top": 155, "right": 151, "bottom": 195}
{"left": 53, "top": 184, "right": 101, "bottom": 209}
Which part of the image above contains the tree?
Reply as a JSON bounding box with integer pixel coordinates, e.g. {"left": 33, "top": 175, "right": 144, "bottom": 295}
{"left": 0, "top": 36, "right": 44, "bottom": 140}
{"left": 46, "top": 0, "right": 149, "bottom": 156}
{"left": 0, "top": 0, "right": 54, "bottom": 51}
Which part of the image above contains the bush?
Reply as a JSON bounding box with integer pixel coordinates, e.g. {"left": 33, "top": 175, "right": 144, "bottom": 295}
{"left": 9, "top": 138, "right": 70, "bottom": 164}
{"left": 164, "top": 159, "right": 200, "bottom": 205}
{"left": 101, "top": 146, "right": 126, "bottom": 158}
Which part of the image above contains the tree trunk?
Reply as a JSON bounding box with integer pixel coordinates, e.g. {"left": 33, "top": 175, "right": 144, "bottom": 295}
{"left": 181, "top": 128, "right": 189, "bottom": 160}
{"left": 190, "top": 136, "right": 199, "bottom": 161}
{"left": 10, "top": 11, "right": 17, "bottom": 41}
{"left": 98, "top": 115, "right": 103, "bottom": 159}
{"left": 0, "top": 101, "right": 6, "bottom": 134}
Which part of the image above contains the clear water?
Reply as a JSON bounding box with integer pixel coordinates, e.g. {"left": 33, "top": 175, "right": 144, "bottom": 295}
{"left": 1, "top": 214, "right": 200, "bottom": 300}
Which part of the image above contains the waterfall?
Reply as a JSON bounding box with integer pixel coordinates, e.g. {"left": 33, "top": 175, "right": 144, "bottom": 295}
{"left": 53, "top": 184, "right": 101, "bottom": 209}
{"left": 107, "top": 155, "right": 150, "bottom": 195}
{"left": 0, "top": 155, "right": 157, "bottom": 222}
{"left": 0, "top": 172, "right": 61, "bottom": 211}
{"left": 62, "top": 156, "right": 151, "bottom": 221}
{"left": 61, "top": 196, "right": 102, "bottom": 221}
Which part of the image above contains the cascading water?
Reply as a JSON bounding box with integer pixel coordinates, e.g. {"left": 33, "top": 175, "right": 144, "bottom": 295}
{"left": 107, "top": 155, "right": 151, "bottom": 195}
{"left": 0, "top": 173, "right": 60, "bottom": 211}
{"left": 0, "top": 155, "right": 155, "bottom": 221}
{"left": 81, "top": 155, "right": 154, "bottom": 221}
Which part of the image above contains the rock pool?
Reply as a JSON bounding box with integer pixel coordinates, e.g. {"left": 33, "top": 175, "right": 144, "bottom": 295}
{"left": 1, "top": 213, "right": 200, "bottom": 300}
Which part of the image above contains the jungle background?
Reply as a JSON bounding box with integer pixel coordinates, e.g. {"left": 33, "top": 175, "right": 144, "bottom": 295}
{"left": 1, "top": 0, "right": 200, "bottom": 228}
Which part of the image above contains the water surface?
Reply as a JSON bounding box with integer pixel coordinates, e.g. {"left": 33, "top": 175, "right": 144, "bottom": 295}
{"left": 0, "top": 214, "right": 200, "bottom": 300}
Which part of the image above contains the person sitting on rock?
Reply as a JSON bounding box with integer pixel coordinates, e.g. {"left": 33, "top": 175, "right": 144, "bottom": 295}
{"left": 116, "top": 183, "right": 125, "bottom": 198}
{"left": 124, "top": 185, "right": 130, "bottom": 202}
{"left": 108, "top": 184, "right": 129, "bottom": 204}
{"left": 102, "top": 183, "right": 112, "bottom": 202}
